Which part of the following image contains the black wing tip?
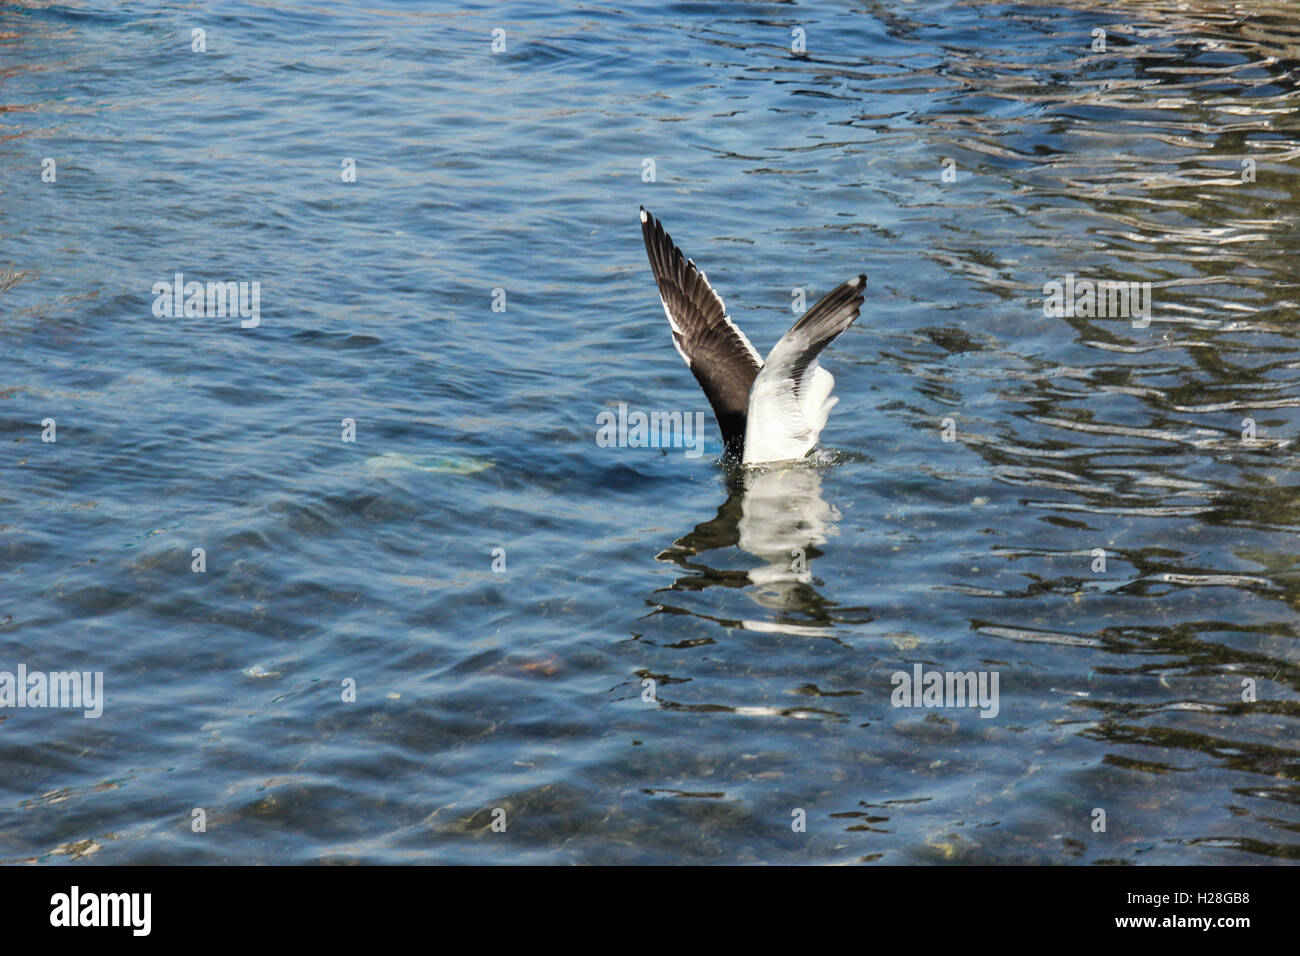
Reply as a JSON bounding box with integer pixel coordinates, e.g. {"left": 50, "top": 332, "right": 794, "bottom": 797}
{"left": 789, "top": 272, "right": 868, "bottom": 338}
{"left": 842, "top": 273, "right": 869, "bottom": 309}
{"left": 640, "top": 207, "right": 667, "bottom": 247}
{"left": 640, "top": 207, "right": 664, "bottom": 235}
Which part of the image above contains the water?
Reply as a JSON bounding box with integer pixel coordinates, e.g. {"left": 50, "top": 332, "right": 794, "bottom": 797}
{"left": 1, "top": 0, "right": 1297, "bottom": 864}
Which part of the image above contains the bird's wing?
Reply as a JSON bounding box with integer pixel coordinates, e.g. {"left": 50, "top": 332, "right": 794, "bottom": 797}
{"left": 742, "top": 274, "right": 866, "bottom": 464}
{"left": 640, "top": 207, "right": 763, "bottom": 452}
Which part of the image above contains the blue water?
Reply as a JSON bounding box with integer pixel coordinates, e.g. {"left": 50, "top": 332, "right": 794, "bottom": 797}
{"left": 1, "top": 0, "right": 1298, "bottom": 864}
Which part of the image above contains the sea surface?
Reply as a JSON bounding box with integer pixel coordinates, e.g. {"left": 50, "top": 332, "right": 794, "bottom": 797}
{"left": 1, "top": 0, "right": 1298, "bottom": 864}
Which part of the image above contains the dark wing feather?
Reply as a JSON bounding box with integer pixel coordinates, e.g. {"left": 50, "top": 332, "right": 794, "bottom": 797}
{"left": 640, "top": 207, "right": 763, "bottom": 452}
{"left": 780, "top": 274, "right": 866, "bottom": 399}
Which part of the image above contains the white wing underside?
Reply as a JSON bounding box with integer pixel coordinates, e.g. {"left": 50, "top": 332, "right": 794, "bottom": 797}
{"left": 742, "top": 331, "right": 838, "bottom": 465}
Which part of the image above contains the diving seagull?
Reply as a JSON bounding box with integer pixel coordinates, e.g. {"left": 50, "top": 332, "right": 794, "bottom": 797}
{"left": 639, "top": 207, "right": 866, "bottom": 464}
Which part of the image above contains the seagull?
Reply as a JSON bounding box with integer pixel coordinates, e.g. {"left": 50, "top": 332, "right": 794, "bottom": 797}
{"left": 639, "top": 207, "right": 866, "bottom": 465}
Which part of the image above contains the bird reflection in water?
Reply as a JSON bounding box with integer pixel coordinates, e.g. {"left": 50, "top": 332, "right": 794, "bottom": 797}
{"left": 654, "top": 463, "right": 857, "bottom": 637}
